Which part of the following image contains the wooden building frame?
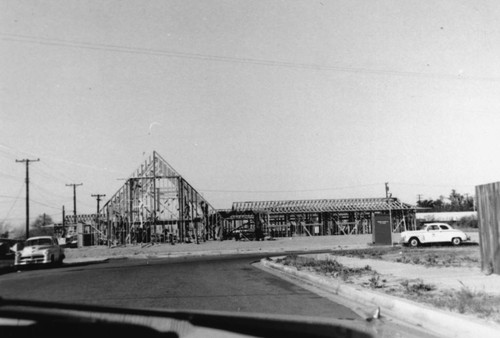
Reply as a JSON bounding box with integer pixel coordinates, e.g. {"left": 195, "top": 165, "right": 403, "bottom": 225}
{"left": 98, "top": 151, "right": 219, "bottom": 245}
{"left": 225, "top": 197, "right": 417, "bottom": 238}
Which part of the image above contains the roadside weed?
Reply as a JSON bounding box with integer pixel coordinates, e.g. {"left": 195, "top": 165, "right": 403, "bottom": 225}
{"left": 276, "top": 255, "right": 372, "bottom": 281}
{"left": 368, "top": 273, "right": 385, "bottom": 289}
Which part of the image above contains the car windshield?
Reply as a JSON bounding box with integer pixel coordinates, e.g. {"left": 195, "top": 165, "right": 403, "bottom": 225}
{"left": 25, "top": 238, "right": 53, "bottom": 246}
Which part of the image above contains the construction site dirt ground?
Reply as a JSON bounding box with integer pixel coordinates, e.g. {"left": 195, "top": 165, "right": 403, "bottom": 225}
{"left": 61, "top": 232, "right": 480, "bottom": 259}
{"left": 63, "top": 233, "right": 377, "bottom": 259}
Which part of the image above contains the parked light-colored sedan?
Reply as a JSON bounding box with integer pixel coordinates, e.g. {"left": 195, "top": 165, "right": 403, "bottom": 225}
{"left": 400, "top": 223, "right": 470, "bottom": 247}
{"left": 14, "top": 236, "right": 65, "bottom": 266}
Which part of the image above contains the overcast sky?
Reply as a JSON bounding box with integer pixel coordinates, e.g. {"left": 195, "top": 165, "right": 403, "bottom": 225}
{"left": 2, "top": 1, "right": 500, "bottom": 230}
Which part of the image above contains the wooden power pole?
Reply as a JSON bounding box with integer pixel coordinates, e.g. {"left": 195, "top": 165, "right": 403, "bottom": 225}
{"left": 66, "top": 183, "right": 83, "bottom": 224}
{"left": 91, "top": 194, "right": 106, "bottom": 215}
{"left": 16, "top": 158, "right": 40, "bottom": 239}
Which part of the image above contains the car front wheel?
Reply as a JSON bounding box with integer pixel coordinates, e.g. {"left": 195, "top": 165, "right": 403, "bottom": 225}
{"left": 452, "top": 237, "right": 461, "bottom": 246}
{"left": 409, "top": 238, "right": 420, "bottom": 247}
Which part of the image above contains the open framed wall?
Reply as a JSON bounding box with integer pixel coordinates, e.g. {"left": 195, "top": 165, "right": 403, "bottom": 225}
{"left": 100, "top": 151, "right": 219, "bottom": 245}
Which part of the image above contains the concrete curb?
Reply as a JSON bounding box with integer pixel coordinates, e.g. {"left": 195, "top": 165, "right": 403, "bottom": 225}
{"left": 63, "top": 243, "right": 372, "bottom": 261}
{"left": 85, "top": 246, "right": 345, "bottom": 260}
{"left": 47, "top": 245, "right": 368, "bottom": 265}
{"left": 260, "top": 258, "right": 500, "bottom": 338}
{"left": 63, "top": 257, "right": 112, "bottom": 264}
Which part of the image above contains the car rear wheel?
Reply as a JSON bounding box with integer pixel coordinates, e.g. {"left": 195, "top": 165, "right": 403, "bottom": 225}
{"left": 452, "top": 237, "right": 461, "bottom": 246}
{"left": 409, "top": 237, "right": 420, "bottom": 247}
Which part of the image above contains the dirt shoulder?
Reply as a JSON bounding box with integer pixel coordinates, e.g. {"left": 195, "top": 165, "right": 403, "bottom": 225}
{"left": 278, "top": 243, "right": 500, "bottom": 325}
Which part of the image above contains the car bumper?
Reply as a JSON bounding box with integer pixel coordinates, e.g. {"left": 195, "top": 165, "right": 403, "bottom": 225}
{"left": 14, "top": 256, "right": 51, "bottom": 266}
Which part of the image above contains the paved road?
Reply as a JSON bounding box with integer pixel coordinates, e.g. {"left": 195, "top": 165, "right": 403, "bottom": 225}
{"left": 0, "top": 254, "right": 360, "bottom": 320}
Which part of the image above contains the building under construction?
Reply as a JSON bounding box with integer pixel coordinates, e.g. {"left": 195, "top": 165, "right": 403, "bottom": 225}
{"left": 65, "top": 151, "right": 418, "bottom": 246}
{"left": 66, "top": 152, "right": 220, "bottom": 246}
{"left": 220, "top": 198, "right": 417, "bottom": 239}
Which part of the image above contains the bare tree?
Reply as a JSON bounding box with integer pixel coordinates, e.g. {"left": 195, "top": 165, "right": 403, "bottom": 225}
{"left": 29, "top": 214, "right": 54, "bottom": 237}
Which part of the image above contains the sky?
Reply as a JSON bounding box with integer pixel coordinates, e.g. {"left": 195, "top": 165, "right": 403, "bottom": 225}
{"left": 1, "top": 0, "right": 500, "bottom": 232}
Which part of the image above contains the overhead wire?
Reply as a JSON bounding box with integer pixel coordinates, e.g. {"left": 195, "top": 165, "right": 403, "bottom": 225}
{"left": 30, "top": 178, "right": 70, "bottom": 199}
{"left": 0, "top": 145, "right": 18, "bottom": 160}
{"left": 1, "top": 183, "right": 24, "bottom": 224}
{"left": 38, "top": 160, "right": 79, "bottom": 184}
{"left": 391, "top": 182, "right": 474, "bottom": 189}
{"left": 1, "top": 33, "right": 499, "bottom": 82}
{"left": 0, "top": 194, "right": 22, "bottom": 199}
{"left": 0, "top": 173, "right": 20, "bottom": 181}
{"left": 200, "top": 183, "right": 383, "bottom": 193}
{"left": 29, "top": 198, "right": 62, "bottom": 210}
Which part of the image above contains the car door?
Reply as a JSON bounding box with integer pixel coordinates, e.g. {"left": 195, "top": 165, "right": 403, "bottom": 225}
{"left": 437, "top": 224, "right": 451, "bottom": 242}
{"left": 426, "top": 225, "right": 440, "bottom": 243}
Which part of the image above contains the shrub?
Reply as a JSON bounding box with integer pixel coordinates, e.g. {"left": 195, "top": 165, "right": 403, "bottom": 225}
{"left": 456, "top": 215, "right": 478, "bottom": 229}
{"left": 401, "top": 279, "right": 435, "bottom": 295}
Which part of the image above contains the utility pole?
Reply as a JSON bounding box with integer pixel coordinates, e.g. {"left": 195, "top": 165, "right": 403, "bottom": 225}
{"left": 62, "top": 205, "right": 66, "bottom": 237}
{"left": 16, "top": 158, "right": 40, "bottom": 239}
{"left": 92, "top": 194, "right": 106, "bottom": 245}
{"left": 91, "top": 194, "right": 106, "bottom": 215}
{"left": 417, "top": 194, "right": 423, "bottom": 204}
{"left": 384, "top": 182, "right": 393, "bottom": 242}
{"left": 66, "top": 183, "right": 83, "bottom": 224}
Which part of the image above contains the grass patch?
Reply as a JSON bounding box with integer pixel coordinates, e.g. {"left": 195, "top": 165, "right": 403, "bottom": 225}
{"left": 400, "top": 279, "right": 435, "bottom": 295}
{"left": 395, "top": 280, "right": 500, "bottom": 323}
{"left": 394, "top": 250, "right": 479, "bottom": 267}
{"left": 273, "top": 254, "right": 499, "bottom": 323}
{"left": 429, "top": 284, "right": 499, "bottom": 320}
{"left": 276, "top": 255, "right": 372, "bottom": 281}
{"left": 330, "top": 246, "right": 400, "bottom": 260}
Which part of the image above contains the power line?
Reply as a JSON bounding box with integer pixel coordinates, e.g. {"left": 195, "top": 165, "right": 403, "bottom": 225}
{"left": 0, "top": 172, "right": 19, "bottom": 181}
{"left": 1, "top": 142, "right": 124, "bottom": 178}
{"left": 1, "top": 184, "right": 24, "bottom": 225}
{"left": 39, "top": 160, "right": 77, "bottom": 184}
{"left": 391, "top": 182, "right": 474, "bottom": 189}
{"left": 0, "top": 146, "right": 18, "bottom": 160}
{"left": 2, "top": 33, "right": 498, "bottom": 82}
{"left": 30, "top": 181, "right": 69, "bottom": 200}
{"left": 2, "top": 212, "right": 62, "bottom": 221}
{"left": 200, "top": 183, "right": 382, "bottom": 193}
{"left": 0, "top": 194, "right": 23, "bottom": 199}
{"left": 29, "top": 199, "right": 62, "bottom": 210}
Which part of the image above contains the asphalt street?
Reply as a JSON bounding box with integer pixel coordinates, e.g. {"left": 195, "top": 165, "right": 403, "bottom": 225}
{"left": 0, "top": 254, "right": 360, "bottom": 320}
